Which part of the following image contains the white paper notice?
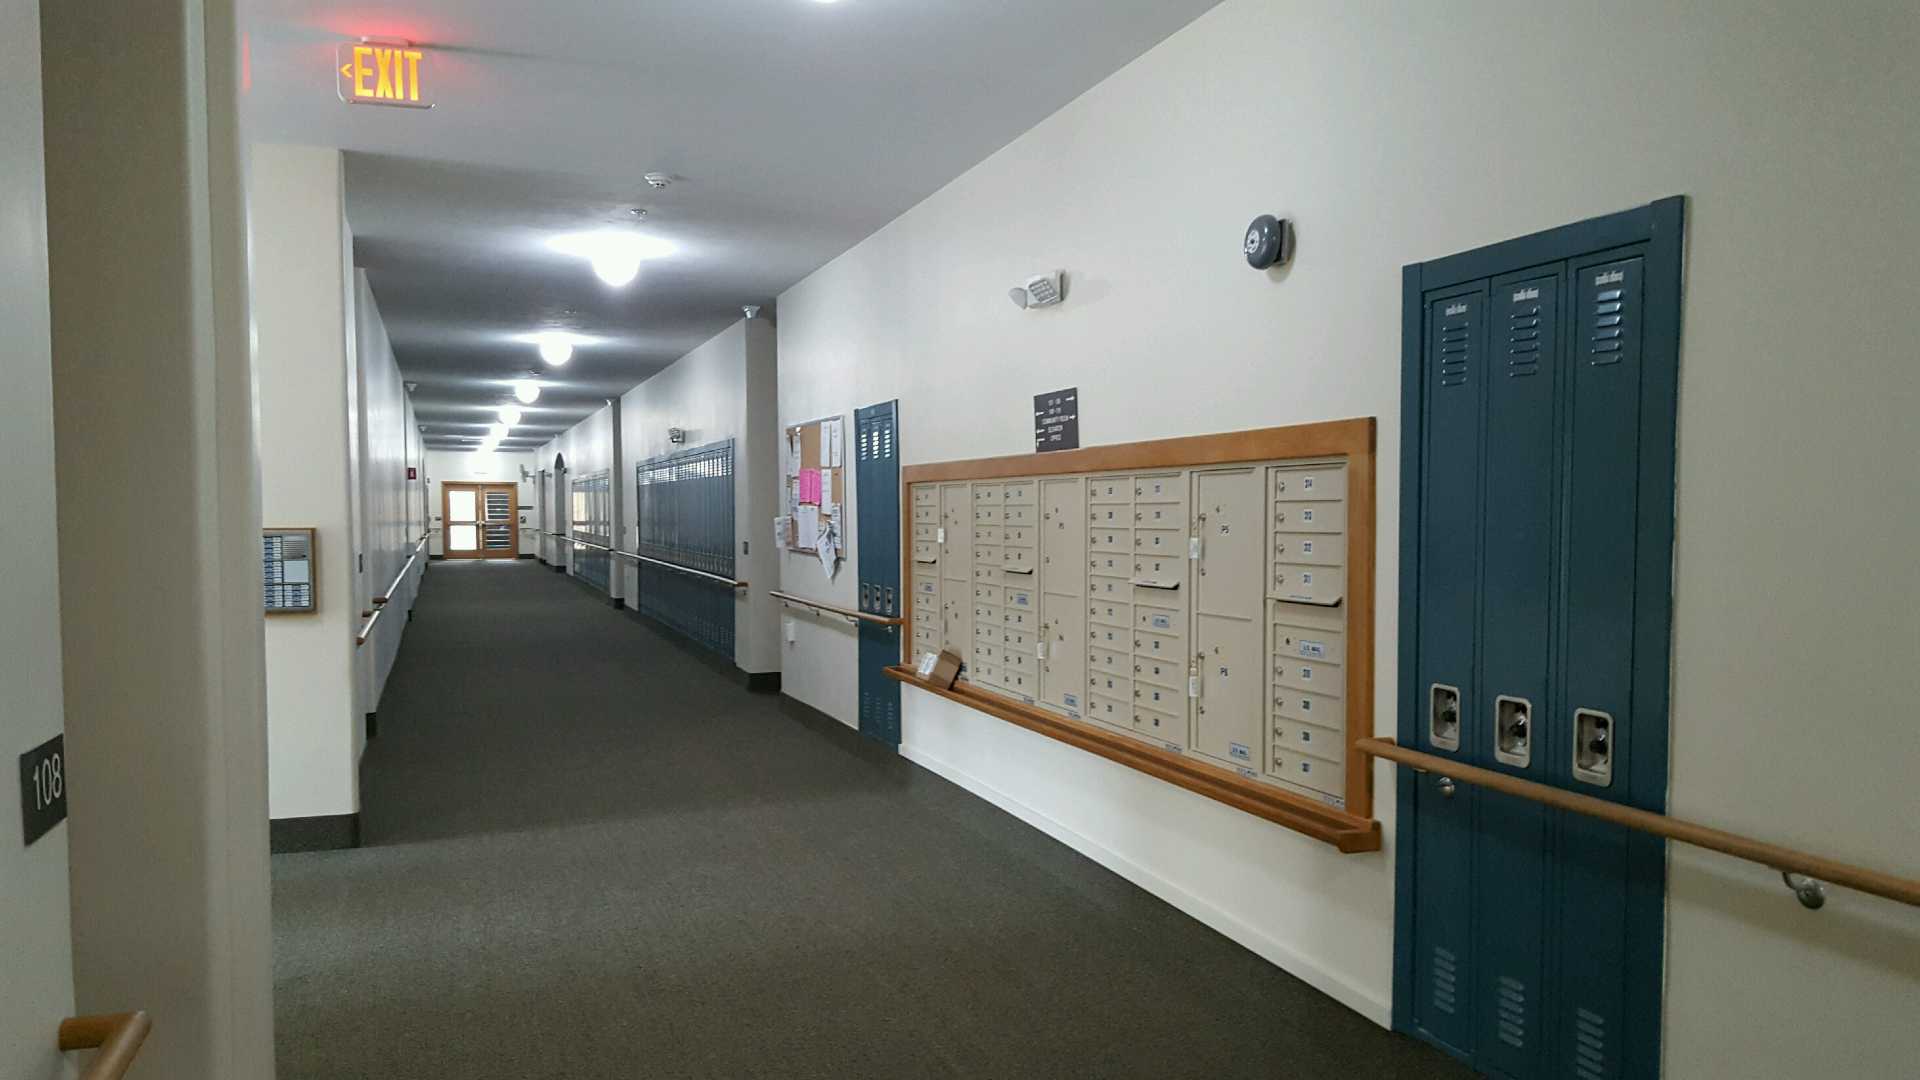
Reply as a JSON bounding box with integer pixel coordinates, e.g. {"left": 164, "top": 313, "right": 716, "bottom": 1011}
{"left": 821, "top": 469, "right": 833, "bottom": 508}
{"left": 283, "top": 560, "right": 311, "bottom": 584}
{"left": 797, "top": 505, "right": 819, "bottom": 549}
{"left": 827, "top": 418, "right": 843, "bottom": 467}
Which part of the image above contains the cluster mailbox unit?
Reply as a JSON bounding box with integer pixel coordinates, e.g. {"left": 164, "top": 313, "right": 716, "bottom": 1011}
{"left": 893, "top": 419, "right": 1380, "bottom": 849}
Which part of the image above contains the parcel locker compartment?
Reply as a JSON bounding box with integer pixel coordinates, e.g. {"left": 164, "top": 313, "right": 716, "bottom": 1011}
{"left": 1135, "top": 680, "right": 1183, "bottom": 714}
{"left": 1002, "top": 525, "right": 1034, "bottom": 547}
{"left": 1088, "top": 670, "right": 1131, "bottom": 701}
{"left": 1135, "top": 653, "right": 1183, "bottom": 689}
{"left": 1134, "top": 473, "right": 1183, "bottom": 503}
{"left": 1088, "top": 645, "right": 1129, "bottom": 675}
{"left": 1273, "top": 655, "right": 1344, "bottom": 697}
{"left": 1090, "top": 504, "right": 1129, "bottom": 525}
{"left": 1135, "top": 604, "right": 1183, "bottom": 636}
{"left": 1270, "top": 500, "right": 1345, "bottom": 534}
{"left": 1090, "top": 552, "right": 1130, "bottom": 577}
{"left": 1132, "top": 555, "right": 1184, "bottom": 588}
{"left": 1089, "top": 477, "right": 1131, "bottom": 504}
{"left": 1089, "top": 597, "right": 1132, "bottom": 629}
{"left": 1270, "top": 464, "right": 1346, "bottom": 503}
{"left": 1271, "top": 563, "right": 1346, "bottom": 606}
{"left": 1087, "top": 693, "right": 1132, "bottom": 729}
{"left": 1133, "top": 527, "right": 1184, "bottom": 555}
{"left": 1005, "top": 586, "right": 1036, "bottom": 612}
{"left": 1134, "top": 703, "right": 1185, "bottom": 746}
{"left": 1268, "top": 749, "right": 1342, "bottom": 799}
{"left": 1004, "top": 546, "right": 1035, "bottom": 572}
{"left": 1004, "top": 503, "right": 1037, "bottom": 527}
{"left": 1089, "top": 574, "right": 1129, "bottom": 600}
{"left": 1089, "top": 528, "right": 1132, "bottom": 552}
{"left": 1193, "top": 610, "right": 1264, "bottom": 770}
{"left": 1136, "top": 628, "right": 1182, "bottom": 658}
{"left": 974, "top": 503, "right": 1002, "bottom": 525}
{"left": 1273, "top": 687, "right": 1342, "bottom": 728}
{"left": 1001, "top": 480, "right": 1036, "bottom": 505}
{"left": 943, "top": 603, "right": 971, "bottom": 652}
{"left": 1090, "top": 621, "right": 1129, "bottom": 649}
{"left": 1272, "top": 716, "right": 1345, "bottom": 766}
{"left": 912, "top": 541, "right": 939, "bottom": 563}
{"left": 1271, "top": 531, "right": 1344, "bottom": 567}
{"left": 1042, "top": 604, "right": 1087, "bottom": 714}
{"left": 912, "top": 505, "right": 938, "bottom": 524}
{"left": 973, "top": 583, "right": 1004, "bottom": 605}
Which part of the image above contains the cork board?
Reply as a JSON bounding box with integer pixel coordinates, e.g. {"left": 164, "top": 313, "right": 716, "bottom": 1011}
{"left": 782, "top": 415, "right": 844, "bottom": 559}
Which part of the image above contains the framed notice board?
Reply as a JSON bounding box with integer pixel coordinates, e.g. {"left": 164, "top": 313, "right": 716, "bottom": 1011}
{"left": 782, "top": 415, "right": 845, "bottom": 563}
{"left": 263, "top": 527, "right": 317, "bottom": 613}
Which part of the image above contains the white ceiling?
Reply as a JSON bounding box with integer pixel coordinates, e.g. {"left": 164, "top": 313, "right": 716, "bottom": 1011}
{"left": 242, "top": 0, "right": 1223, "bottom": 449}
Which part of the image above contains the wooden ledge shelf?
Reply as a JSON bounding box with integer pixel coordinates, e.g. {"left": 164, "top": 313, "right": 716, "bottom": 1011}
{"left": 887, "top": 666, "right": 1382, "bottom": 853}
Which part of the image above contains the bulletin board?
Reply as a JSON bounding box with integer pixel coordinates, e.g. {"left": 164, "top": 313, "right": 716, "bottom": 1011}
{"left": 781, "top": 415, "right": 845, "bottom": 570}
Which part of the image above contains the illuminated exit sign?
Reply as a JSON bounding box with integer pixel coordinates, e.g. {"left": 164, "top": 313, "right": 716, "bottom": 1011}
{"left": 335, "top": 41, "right": 432, "bottom": 109}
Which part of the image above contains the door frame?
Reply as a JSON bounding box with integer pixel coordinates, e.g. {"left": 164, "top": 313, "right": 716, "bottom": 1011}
{"left": 441, "top": 481, "right": 519, "bottom": 560}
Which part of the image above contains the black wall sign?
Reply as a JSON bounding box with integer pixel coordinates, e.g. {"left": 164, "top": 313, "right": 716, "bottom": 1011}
{"left": 19, "top": 733, "right": 67, "bottom": 846}
{"left": 1034, "top": 387, "right": 1080, "bottom": 452}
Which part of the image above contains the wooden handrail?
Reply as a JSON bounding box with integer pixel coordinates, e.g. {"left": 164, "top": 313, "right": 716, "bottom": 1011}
{"left": 59, "top": 1011, "right": 150, "bottom": 1080}
{"left": 1357, "top": 737, "right": 1920, "bottom": 908}
{"left": 769, "top": 589, "right": 904, "bottom": 627}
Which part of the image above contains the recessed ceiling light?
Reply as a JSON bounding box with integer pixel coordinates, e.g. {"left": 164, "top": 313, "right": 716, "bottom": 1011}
{"left": 548, "top": 230, "right": 675, "bottom": 288}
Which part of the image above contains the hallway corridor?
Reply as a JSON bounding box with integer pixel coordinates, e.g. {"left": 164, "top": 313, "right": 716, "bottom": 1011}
{"left": 271, "top": 561, "right": 1467, "bottom": 1079}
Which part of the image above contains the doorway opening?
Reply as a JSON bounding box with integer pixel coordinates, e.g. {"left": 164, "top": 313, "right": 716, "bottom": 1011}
{"left": 442, "top": 482, "right": 519, "bottom": 560}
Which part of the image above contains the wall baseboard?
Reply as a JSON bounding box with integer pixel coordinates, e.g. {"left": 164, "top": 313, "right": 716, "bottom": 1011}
{"left": 429, "top": 553, "right": 446, "bottom": 561}
{"left": 269, "top": 812, "right": 360, "bottom": 854}
{"left": 779, "top": 694, "right": 895, "bottom": 764}
{"left": 898, "top": 742, "right": 1392, "bottom": 1028}
{"left": 517, "top": 552, "right": 537, "bottom": 560}
{"left": 745, "top": 671, "right": 782, "bottom": 694}
{"left": 365, "top": 711, "right": 377, "bottom": 740}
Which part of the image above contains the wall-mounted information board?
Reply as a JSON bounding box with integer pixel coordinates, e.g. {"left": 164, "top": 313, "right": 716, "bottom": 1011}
{"left": 263, "top": 527, "right": 317, "bottom": 614}
{"left": 781, "top": 415, "right": 844, "bottom": 567}
{"left": 891, "top": 419, "right": 1380, "bottom": 851}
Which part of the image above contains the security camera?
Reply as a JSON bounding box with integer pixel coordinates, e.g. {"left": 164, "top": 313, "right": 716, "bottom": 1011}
{"left": 1009, "top": 271, "right": 1065, "bottom": 309}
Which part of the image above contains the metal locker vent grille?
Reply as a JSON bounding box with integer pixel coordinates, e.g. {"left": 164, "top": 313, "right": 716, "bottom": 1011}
{"left": 1507, "top": 301, "right": 1542, "bottom": 378}
{"left": 1430, "top": 946, "right": 1459, "bottom": 1015}
{"left": 1495, "top": 975, "right": 1528, "bottom": 1049}
{"left": 1573, "top": 1008, "right": 1608, "bottom": 1080}
{"left": 1438, "top": 309, "right": 1472, "bottom": 387}
{"left": 1590, "top": 285, "right": 1626, "bottom": 366}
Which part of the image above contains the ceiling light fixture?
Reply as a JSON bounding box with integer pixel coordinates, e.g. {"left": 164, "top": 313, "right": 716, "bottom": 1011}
{"left": 548, "top": 230, "right": 675, "bottom": 288}
{"left": 534, "top": 331, "right": 575, "bottom": 367}
{"left": 497, "top": 405, "right": 524, "bottom": 426}
{"left": 512, "top": 380, "right": 541, "bottom": 404}
{"left": 488, "top": 422, "right": 509, "bottom": 440}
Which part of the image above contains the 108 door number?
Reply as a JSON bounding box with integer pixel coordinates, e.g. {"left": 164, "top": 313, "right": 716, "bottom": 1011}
{"left": 18, "top": 733, "right": 68, "bottom": 846}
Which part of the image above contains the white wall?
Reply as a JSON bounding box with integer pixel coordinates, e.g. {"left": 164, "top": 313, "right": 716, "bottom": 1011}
{"left": 539, "top": 403, "right": 617, "bottom": 583}
{"left": 616, "top": 317, "right": 782, "bottom": 673}
{"left": 351, "top": 272, "right": 426, "bottom": 716}
{"left": 426, "top": 448, "right": 538, "bottom": 556}
{"left": 42, "top": 0, "right": 275, "bottom": 1074}
{"left": 1, "top": 0, "right": 75, "bottom": 1073}
{"left": 774, "top": 0, "right": 1920, "bottom": 1072}
{"left": 254, "top": 143, "right": 360, "bottom": 822}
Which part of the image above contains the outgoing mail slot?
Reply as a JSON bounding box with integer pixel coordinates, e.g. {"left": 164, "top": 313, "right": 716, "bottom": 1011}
{"left": 1089, "top": 645, "right": 1128, "bottom": 673}
{"left": 1089, "top": 598, "right": 1131, "bottom": 629}
{"left": 1272, "top": 563, "right": 1346, "bottom": 606}
{"left": 1271, "top": 624, "right": 1346, "bottom": 666}
{"left": 1136, "top": 681, "right": 1181, "bottom": 712}
{"left": 1134, "top": 473, "right": 1182, "bottom": 503}
{"left": 1090, "top": 529, "right": 1131, "bottom": 552}
{"left": 1135, "top": 605, "right": 1182, "bottom": 635}
{"left": 1088, "top": 692, "right": 1131, "bottom": 726}
{"left": 1274, "top": 656, "right": 1344, "bottom": 696}
{"left": 1274, "top": 688, "right": 1342, "bottom": 726}
{"left": 1271, "top": 465, "right": 1347, "bottom": 503}
{"left": 1089, "top": 478, "right": 1131, "bottom": 504}
{"left": 913, "top": 541, "right": 939, "bottom": 562}
{"left": 1136, "top": 654, "right": 1182, "bottom": 688}
{"left": 1271, "top": 500, "right": 1346, "bottom": 534}
{"left": 1133, "top": 528, "right": 1184, "bottom": 554}
{"left": 1272, "top": 717, "right": 1345, "bottom": 765}
{"left": 913, "top": 505, "right": 938, "bottom": 524}
{"left": 973, "top": 584, "right": 1004, "bottom": 605}
{"left": 1271, "top": 531, "right": 1344, "bottom": 567}
{"left": 1132, "top": 557, "right": 1183, "bottom": 588}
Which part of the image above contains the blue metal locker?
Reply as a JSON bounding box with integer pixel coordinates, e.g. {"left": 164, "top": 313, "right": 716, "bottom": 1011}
{"left": 1396, "top": 199, "right": 1684, "bottom": 1080}
{"left": 855, "top": 400, "right": 902, "bottom": 747}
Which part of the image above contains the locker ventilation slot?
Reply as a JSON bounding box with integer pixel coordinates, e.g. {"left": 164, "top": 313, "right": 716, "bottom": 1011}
{"left": 1507, "top": 305, "right": 1542, "bottom": 378}
{"left": 1430, "top": 947, "right": 1459, "bottom": 1015}
{"left": 1495, "top": 976, "right": 1528, "bottom": 1049}
{"left": 1590, "top": 287, "right": 1625, "bottom": 366}
{"left": 1438, "top": 316, "right": 1471, "bottom": 387}
{"left": 1573, "top": 1008, "right": 1608, "bottom": 1080}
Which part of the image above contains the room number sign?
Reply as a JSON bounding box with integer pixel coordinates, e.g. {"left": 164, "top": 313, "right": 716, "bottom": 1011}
{"left": 18, "top": 733, "right": 67, "bottom": 846}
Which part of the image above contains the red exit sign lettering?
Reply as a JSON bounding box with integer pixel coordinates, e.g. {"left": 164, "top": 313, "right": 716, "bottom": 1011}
{"left": 336, "top": 41, "right": 431, "bottom": 109}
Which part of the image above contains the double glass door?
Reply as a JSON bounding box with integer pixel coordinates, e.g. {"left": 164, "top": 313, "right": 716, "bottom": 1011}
{"left": 443, "top": 483, "right": 518, "bottom": 560}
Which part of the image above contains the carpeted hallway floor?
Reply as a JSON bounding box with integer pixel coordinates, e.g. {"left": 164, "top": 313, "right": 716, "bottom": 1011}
{"left": 272, "top": 560, "right": 1470, "bottom": 1079}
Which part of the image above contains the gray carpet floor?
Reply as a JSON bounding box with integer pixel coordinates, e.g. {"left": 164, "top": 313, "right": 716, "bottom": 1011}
{"left": 272, "top": 560, "right": 1472, "bottom": 1079}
